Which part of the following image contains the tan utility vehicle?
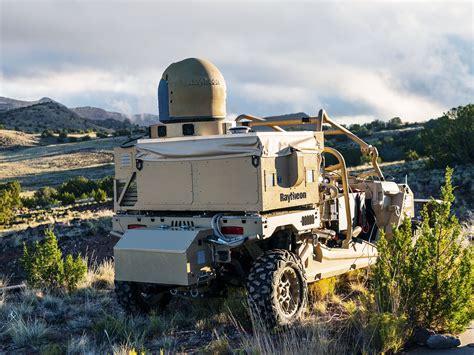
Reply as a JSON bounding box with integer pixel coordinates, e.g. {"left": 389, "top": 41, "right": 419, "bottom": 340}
{"left": 112, "top": 58, "right": 414, "bottom": 326}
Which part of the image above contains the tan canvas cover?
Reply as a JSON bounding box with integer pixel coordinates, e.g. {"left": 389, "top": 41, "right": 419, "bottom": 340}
{"left": 136, "top": 132, "right": 321, "bottom": 161}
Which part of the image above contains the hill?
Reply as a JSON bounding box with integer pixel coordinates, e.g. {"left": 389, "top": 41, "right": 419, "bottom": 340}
{"left": 71, "top": 106, "right": 129, "bottom": 122}
{"left": 0, "top": 102, "right": 107, "bottom": 133}
{"left": 0, "top": 96, "right": 159, "bottom": 131}
{"left": 72, "top": 106, "right": 159, "bottom": 126}
{"left": 0, "top": 96, "right": 56, "bottom": 113}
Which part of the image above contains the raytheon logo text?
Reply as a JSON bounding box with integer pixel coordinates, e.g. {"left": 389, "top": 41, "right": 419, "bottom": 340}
{"left": 280, "top": 192, "right": 307, "bottom": 203}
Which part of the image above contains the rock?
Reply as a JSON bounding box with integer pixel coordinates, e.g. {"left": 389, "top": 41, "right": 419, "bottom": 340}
{"left": 413, "top": 328, "right": 436, "bottom": 346}
{"left": 426, "top": 334, "right": 461, "bottom": 349}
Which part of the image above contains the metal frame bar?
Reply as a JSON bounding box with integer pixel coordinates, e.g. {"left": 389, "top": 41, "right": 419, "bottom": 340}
{"left": 236, "top": 109, "right": 385, "bottom": 248}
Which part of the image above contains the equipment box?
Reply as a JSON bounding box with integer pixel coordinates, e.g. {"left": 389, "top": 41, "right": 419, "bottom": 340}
{"left": 114, "top": 132, "right": 324, "bottom": 213}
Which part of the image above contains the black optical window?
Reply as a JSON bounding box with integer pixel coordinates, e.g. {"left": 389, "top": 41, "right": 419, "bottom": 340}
{"left": 182, "top": 124, "right": 195, "bottom": 136}
{"left": 157, "top": 126, "right": 167, "bottom": 137}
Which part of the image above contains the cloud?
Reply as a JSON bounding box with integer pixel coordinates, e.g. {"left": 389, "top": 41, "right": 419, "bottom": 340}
{"left": 0, "top": 1, "right": 472, "bottom": 122}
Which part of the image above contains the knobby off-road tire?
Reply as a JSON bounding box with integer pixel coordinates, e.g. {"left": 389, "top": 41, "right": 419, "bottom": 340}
{"left": 246, "top": 249, "right": 308, "bottom": 328}
{"left": 114, "top": 281, "right": 172, "bottom": 313}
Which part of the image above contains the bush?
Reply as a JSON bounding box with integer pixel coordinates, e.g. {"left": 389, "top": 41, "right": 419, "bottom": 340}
{"left": 40, "top": 130, "right": 54, "bottom": 138}
{"left": 22, "top": 228, "right": 87, "bottom": 291}
{"left": 56, "top": 191, "right": 75, "bottom": 205}
{"left": 373, "top": 167, "right": 473, "bottom": 333}
{"left": 33, "top": 187, "right": 58, "bottom": 208}
{"left": 113, "top": 129, "right": 131, "bottom": 137}
{"left": 92, "top": 188, "right": 107, "bottom": 203}
{"left": 96, "top": 131, "right": 109, "bottom": 138}
{"left": 0, "top": 181, "right": 22, "bottom": 227}
{"left": 404, "top": 149, "right": 420, "bottom": 161}
{"left": 98, "top": 176, "right": 114, "bottom": 198}
{"left": 69, "top": 136, "right": 78, "bottom": 143}
{"left": 81, "top": 135, "right": 91, "bottom": 141}
{"left": 58, "top": 131, "right": 68, "bottom": 139}
{"left": 58, "top": 176, "right": 97, "bottom": 199}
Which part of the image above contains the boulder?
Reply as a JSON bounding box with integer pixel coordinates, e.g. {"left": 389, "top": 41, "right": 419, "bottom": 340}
{"left": 413, "top": 328, "right": 435, "bottom": 346}
{"left": 426, "top": 334, "right": 461, "bottom": 349}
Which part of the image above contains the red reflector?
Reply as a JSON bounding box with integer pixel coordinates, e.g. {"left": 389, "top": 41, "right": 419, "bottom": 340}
{"left": 128, "top": 224, "right": 146, "bottom": 229}
{"left": 221, "top": 226, "right": 244, "bottom": 235}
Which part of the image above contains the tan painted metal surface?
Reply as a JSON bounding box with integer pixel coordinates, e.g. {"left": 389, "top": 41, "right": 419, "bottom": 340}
{"left": 114, "top": 228, "right": 213, "bottom": 286}
{"left": 162, "top": 58, "right": 226, "bottom": 120}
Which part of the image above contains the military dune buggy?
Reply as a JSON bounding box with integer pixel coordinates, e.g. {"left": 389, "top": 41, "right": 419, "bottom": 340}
{"left": 111, "top": 58, "right": 414, "bottom": 326}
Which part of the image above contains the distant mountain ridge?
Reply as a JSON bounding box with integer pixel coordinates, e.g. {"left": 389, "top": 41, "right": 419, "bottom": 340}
{"left": 0, "top": 96, "right": 59, "bottom": 113}
{"left": 71, "top": 106, "right": 159, "bottom": 126}
{"left": 0, "top": 96, "right": 161, "bottom": 133}
{"left": 0, "top": 101, "right": 112, "bottom": 132}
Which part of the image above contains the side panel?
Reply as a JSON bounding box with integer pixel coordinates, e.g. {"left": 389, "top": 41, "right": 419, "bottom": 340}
{"left": 136, "top": 161, "right": 193, "bottom": 206}
{"left": 261, "top": 153, "right": 320, "bottom": 211}
{"left": 193, "top": 158, "right": 260, "bottom": 206}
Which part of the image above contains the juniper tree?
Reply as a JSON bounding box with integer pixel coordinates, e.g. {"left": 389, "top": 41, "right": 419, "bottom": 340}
{"left": 373, "top": 167, "right": 473, "bottom": 333}
{"left": 22, "top": 228, "right": 87, "bottom": 291}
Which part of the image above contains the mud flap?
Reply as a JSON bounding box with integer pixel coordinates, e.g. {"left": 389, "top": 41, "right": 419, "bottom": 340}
{"left": 114, "top": 228, "right": 213, "bottom": 286}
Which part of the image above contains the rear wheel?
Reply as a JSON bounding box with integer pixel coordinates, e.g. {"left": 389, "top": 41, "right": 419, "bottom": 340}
{"left": 246, "top": 249, "right": 307, "bottom": 327}
{"left": 115, "top": 281, "right": 172, "bottom": 313}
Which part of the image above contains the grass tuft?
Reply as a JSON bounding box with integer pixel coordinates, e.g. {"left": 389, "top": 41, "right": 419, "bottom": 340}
{"left": 7, "top": 315, "right": 50, "bottom": 347}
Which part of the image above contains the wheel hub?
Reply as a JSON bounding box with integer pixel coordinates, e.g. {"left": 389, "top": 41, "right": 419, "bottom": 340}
{"left": 277, "top": 266, "right": 300, "bottom": 317}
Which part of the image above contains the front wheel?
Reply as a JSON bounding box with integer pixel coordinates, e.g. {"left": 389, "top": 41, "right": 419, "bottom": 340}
{"left": 246, "top": 249, "right": 308, "bottom": 328}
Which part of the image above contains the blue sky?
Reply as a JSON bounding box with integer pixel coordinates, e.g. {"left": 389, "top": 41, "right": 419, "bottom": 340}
{"left": 1, "top": 0, "right": 473, "bottom": 123}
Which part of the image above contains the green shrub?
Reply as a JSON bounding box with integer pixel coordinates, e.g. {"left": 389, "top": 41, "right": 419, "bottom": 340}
{"left": 57, "top": 191, "right": 76, "bottom": 205}
{"left": 0, "top": 181, "right": 22, "bottom": 227}
{"left": 33, "top": 187, "right": 58, "bottom": 208}
{"left": 21, "top": 196, "right": 36, "bottom": 209}
{"left": 373, "top": 167, "right": 473, "bottom": 333}
{"left": 81, "top": 135, "right": 91, "bottom": 141}
{"left": 58, "top": 131, "right": 67, "bottom": 139}
{"left": 113, "top": 129, "right": 131, "bottom": 137}
{"left": 96, "top": 131, "right": 109, "bottom": 138}
{"left": 366, "top": 312, "right": 409, "bottom": 353}
{"left": 404, "top": 149, "right": 419, "bottom": 161}
{"left": 63, "top": 254, "right": 87, "bottom": 292}
{"left": 22, "top": 228, "right": 87, "bottom": 291}
{"left": 69, "top": 136, "right": 78, "bottom": 143}
{"left": 98, "top": 176, "right": 114, "bottom": 198}
{"left": 40, "top": 130, "right": 54, "bottom": 138}
{"left": 92, "top": 188, "right": 107, "bottom": 203}
{"left": 58, "top": 176, "right": 97, "bottom": 198}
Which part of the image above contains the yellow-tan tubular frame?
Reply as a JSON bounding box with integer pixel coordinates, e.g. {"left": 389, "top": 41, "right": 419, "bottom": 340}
{"left": 236, "top": 109, "right": 384, "bottom": 247}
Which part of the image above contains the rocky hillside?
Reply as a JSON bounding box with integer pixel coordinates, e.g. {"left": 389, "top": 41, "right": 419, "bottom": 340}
{"left": 0, "top": 96, "right": 55, "bottom": 113}
{"left": 0, "top": 102, "right": 106, "bottom": 133}
{"left": 71, "top": 106, "right": 129, "bottom": 122}
{"left": 0, "top": 96, "right": 159, "bottom": 132}
{"left": 72, "top": 106, "right": 159, "bottom": 127}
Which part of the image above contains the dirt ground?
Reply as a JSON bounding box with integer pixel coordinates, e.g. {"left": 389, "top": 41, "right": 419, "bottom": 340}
{"left": 0, "top": 136, "right": 122, "bottom": 190}
{"left": 0, "top": 204, "right": 117, "bottom": 285}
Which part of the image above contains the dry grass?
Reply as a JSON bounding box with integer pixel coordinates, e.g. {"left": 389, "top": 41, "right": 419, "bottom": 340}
{"left": 0, "top": 129, "right": 39, "bottom": 148}
{"left": 0, "top": 261, "right": 408, "bottom": 354}
{"left": 0, "top": 137, "right": 119, "bottom": 190}
{"left": 80, "top": 259, "right": 115, "bottom": 290}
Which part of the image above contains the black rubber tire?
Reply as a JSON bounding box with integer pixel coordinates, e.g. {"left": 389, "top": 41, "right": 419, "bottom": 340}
{"left": 246, "top": 249, "right": 308, "bottom": 328}
{"left": 114, "top": 281, "right": 172, "bottom": 313}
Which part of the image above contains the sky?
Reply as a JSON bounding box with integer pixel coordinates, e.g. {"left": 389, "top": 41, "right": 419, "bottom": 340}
{"left": 0, "top": 0, "right": 473, "bottom": 123}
